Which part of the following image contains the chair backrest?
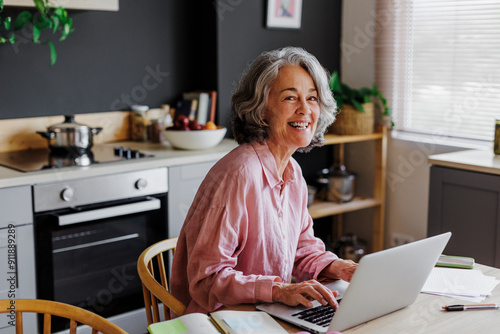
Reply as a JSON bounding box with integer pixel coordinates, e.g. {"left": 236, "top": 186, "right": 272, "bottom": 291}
{"left": 137, "top": 237, "right": 186, "bottom": 325}
{"left": 0, "top": 299, "right": 128, "bottom": 334}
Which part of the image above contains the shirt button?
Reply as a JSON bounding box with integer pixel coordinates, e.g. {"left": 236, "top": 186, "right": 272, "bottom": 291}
{"left": 278, "top": 211, "right": 283, "bottom": 218}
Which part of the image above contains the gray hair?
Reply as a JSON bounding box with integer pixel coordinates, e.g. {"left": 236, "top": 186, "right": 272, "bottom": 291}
{"left": 231, "top": 46, "right": 337, "bottom": 153}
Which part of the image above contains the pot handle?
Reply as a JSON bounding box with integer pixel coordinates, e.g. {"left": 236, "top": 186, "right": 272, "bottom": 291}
{"left": 91, "top": 127, "right": 103, "bottom": 135}
{"left": 36, "top": 131, "right": 56, "bottom": 140}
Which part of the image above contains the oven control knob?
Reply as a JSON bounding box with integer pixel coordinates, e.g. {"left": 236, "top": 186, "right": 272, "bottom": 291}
{"left": 60, "top": 187, "right": 75, "bottom": 202}
{"left": 135, "top": 179, "right": 148, "bottom": 190}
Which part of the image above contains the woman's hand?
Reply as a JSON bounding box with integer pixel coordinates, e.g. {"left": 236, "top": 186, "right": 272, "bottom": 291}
{"left": 272, "top": 280, "right": 339, "bottom": 309}
{"left": 321, "top": 259, "right": 358, "bottom": 282}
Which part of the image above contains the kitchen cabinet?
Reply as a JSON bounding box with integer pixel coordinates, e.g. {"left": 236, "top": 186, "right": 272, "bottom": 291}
{"left": 308, "top": 128, "right": 387, "bottom": 252}
{"left": 0, "top": 186, "right": 36, "bottom": 333}
{"left": 428, "top": 165, "right": 500, "bottom": 267}
{"left": 167, "top": 161, "right": 217, "bottom": 238}
{"left": 3, "top": 0, "right": 119, "bottom": 11}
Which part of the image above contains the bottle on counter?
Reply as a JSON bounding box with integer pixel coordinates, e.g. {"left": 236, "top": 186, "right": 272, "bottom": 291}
{"left": 495, "top": 119, "right": 500, "bottom": 155}
{"left": 131, "top": 105, "right": 149, "bottom": 141}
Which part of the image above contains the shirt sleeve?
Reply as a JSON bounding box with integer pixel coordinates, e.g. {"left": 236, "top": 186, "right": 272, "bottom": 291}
{"left": 183, "top": 195, "right": 279, "bottom": 312}
{"left": 292, "top": 213, "right": 338, "bottom": 282}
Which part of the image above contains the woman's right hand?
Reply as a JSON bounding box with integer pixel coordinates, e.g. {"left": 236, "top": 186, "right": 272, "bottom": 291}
{"left": 272, "top": 280, "right": 339, "bottom": 309}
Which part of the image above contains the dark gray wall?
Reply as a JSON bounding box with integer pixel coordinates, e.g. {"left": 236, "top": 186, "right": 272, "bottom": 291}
{"left": 1, "top": 0, "right": 342, "bottom": 177}
{"left": 0, "top": 0, "right": 216, "bottom": 120}
{"left": 216, "top": 0, "right": 342, "bottom": 131}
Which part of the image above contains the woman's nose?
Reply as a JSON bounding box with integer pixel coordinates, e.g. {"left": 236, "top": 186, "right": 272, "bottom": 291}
{"left": 296, "top": 99, "right": 311, "bottom": 115}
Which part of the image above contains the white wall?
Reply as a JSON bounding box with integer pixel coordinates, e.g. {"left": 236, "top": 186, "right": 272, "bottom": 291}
{"left": 341, "top": 0, "right": 465, "bottom": 248}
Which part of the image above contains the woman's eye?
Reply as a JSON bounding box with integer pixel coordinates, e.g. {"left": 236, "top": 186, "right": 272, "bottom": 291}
{"left": 308, "top": 96, "right": 318, "bottom": 101}
{"left": 284, "top": 96, "right": 297, "bottom": 101}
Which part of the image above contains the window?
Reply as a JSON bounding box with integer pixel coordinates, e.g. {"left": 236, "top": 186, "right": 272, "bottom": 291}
{"left": 376, "top": 0, "right": 500, "bottom": 141}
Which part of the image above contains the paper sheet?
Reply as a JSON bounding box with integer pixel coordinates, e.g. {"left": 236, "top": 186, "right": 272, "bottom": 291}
{"left": 421, "top": 267, "right": 500, "bottom": 302}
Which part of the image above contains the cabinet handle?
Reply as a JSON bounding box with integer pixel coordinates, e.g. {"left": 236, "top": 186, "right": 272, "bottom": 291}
{"left": 57, "top": 197, "right": 161, "bottom": 226}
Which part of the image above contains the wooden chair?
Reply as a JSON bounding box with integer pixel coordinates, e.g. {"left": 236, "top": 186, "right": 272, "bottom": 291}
{"left": 137, "top": 237, "right": 186, "bottom": 325}
{"left": 0, "top": 299, "right": 127, "bottom": 334}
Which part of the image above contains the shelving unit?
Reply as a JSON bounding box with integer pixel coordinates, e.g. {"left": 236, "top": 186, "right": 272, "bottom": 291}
{"left": 308, "top": 127, "right": 387, "bottom": 252}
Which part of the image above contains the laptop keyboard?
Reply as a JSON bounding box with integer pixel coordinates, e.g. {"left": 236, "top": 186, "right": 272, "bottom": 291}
{"left": 291, "top": 300, "right": 341, "bottom": 328}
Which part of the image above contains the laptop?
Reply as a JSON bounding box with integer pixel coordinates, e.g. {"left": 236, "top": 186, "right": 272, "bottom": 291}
{"left": 256, "top": 232, "right": 451, "bottom": 334}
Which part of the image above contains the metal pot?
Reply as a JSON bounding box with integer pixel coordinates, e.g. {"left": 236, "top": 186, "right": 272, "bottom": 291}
{"left": 327, "top": 164, "right": 356, "bottom": 203}
{"left": 37, "top": 115, "right": 103, "bottom": 153}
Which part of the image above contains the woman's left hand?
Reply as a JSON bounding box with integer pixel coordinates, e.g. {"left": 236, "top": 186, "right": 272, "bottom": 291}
{"left": 321, "top": 259, "right": 358, "bottom": 282}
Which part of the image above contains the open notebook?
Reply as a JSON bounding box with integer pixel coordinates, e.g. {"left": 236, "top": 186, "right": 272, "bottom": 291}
{"left": 257, "top": 232, "right": 451, "bottom": 333}
{"left": 147, "top": 310, "right": 288, "bottom": 334}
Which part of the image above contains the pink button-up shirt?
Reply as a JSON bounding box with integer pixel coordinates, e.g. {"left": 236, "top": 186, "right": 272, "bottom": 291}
{"left": 170, "top": 141, "right": 337, "bottom": 315}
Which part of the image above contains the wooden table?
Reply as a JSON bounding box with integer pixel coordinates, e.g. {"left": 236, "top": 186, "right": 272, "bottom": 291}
{"left": 229, "top": 264, "right": 500, "bottom": 333}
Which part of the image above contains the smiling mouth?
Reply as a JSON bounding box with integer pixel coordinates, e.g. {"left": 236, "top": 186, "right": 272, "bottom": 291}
{"left": 288, "top": 122, "right": 310, "bottom": 130}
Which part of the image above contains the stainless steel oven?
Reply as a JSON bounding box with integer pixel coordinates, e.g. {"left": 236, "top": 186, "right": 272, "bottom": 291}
{"left": 32, "top": 168, "right": 168, "bottom": 333}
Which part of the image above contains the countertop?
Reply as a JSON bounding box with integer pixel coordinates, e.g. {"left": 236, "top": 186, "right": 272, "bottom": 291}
{"left": 0, "top": 139, "right": 238, "bottom": 189}
{"left": 429, "top": 149, "right": 500, "bottom": 176}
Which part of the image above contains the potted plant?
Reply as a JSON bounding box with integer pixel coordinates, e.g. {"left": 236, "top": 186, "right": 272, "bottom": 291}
{"left": 328, "top": 71, "right": 392, "bottom": 135}
{"left": 0, "top": 0, "right": 73, "bottom": 66}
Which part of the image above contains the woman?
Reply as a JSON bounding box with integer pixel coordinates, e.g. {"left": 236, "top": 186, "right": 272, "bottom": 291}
{"left": 171, "top": 46, "right": 357, "bottom": 316}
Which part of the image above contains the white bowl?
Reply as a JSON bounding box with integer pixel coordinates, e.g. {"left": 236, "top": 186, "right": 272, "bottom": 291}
{"left": 164, "top": 127, "right": 227, "bottom": 150}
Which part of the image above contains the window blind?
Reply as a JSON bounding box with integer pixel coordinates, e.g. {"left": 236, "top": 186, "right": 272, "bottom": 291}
{"left": 375, "top": 0, "right": 500, "bottom": 141}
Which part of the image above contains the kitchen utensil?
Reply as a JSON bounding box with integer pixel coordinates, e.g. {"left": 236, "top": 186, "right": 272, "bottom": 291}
{"left": 37, "top": 115, "right": 103, "bottom": 153}
{"left": 315, "top": 168, "right": 330, "bottom": 201}
{"left": 327, "top": 164, "right": 356, "bottom": 202}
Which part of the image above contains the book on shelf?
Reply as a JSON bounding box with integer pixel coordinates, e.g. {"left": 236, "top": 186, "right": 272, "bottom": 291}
{"left": 181, "top": 90, "right": 217, "bottom": 124}
{"left": 147, "top": 310, "right": 288, "bottom": 334}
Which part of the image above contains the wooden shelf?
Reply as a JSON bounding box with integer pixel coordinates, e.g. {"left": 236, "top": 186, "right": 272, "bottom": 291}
{"left": 309, "top": 128, "right": 387, "bottom": 251}
{"left": 308, "top": 197, "right": 382, "bottom": 219}
{"left": 323, "top": 132, "right": 384, "bottom": 145}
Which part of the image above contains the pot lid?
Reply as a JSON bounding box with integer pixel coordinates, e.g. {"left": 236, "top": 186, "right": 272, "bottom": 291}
{"left": 48, "top": 115, "right": 91, "bottom": 132}
{"left": 330, "top": 164, "right": 355, "bottom": 177}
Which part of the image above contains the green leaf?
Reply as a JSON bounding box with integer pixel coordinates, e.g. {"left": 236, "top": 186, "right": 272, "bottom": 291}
{"left": 14, "top": 11, "right": 33, "bottom": 30}
{"left": 47, "top": 40, "right": 57, "bottom": 66}
{"left": 351, "top": 100, "right": 365, "bottom": 112}
{"left": 32, "top": 25, "right": 41, "bottom": 43}
{"left": 33, "top": 0, "right": 46, "bottom": 15}
{"left": 0, "top": 36, "right": 6, "bottom": 43}
{"left": 60, "top": 22, "right": 72, "bottom": 41}
{"left": 3, "top": 16, "right": 11, "bottom": 30}
{"left": 53, "top": 7, "right": 64, "bottom": 17}
{"left": 34, "top": 15, "right": 51, "bottom": 29}
{"left": 329, "top": 71, "right": 342, "bottom": 93}
{"left": 8, "top": 34, "right": 14, "bottom": 43}
{"left": 51, "top": 16, "right": 60, "bottom": 33}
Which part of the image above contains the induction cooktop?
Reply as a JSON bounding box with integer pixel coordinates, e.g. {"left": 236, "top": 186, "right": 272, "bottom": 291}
{"left": 0, "top": 145, "right": 153, "bottom": 172}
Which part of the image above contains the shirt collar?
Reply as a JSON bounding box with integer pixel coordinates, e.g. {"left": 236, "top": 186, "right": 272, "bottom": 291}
{"left": 251, "top": 141, "right": 296, "bottom": 188}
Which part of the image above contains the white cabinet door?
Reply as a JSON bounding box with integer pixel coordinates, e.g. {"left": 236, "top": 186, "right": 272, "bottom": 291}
{"left": 0, "top": 225, "right": 37, "bottom": 333}
{"left": 0, "top": 186, "right": 36, "bottom": 333}
{"left": 168, "top": 161, "right": 216, "bottom": 238}
{"left": 0, "top": 186, "right": 32, "bottom": 229}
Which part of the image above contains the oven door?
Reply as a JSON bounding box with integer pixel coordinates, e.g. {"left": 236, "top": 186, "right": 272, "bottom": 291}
{"left": 34, "top": 194, "right": 167, "bottom": 332}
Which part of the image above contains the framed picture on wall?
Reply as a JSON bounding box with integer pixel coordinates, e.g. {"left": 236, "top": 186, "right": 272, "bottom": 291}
{"left": 266, "top": 0, "right": 303, "bottom": 29}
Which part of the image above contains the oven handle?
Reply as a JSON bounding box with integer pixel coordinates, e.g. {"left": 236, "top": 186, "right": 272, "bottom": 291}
{"left": 57, "top": 197, "right": 161, "bottom": 226}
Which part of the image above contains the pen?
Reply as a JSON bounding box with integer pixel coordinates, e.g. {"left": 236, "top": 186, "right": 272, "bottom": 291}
{"left": 442, "top": 304, "right": 500, "bottom": 311}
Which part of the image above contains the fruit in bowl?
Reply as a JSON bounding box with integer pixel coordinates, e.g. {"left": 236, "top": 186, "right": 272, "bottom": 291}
{"left": 165, "top": 115, "right": 227, "bottom": 150}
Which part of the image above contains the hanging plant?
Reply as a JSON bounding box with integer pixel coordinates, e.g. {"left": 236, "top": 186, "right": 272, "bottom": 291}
{"left": 0, "top": 0, "right": 74, "bottom": 66}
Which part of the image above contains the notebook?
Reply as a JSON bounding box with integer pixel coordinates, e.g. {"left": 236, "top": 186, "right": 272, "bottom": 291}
{"left": 256, "top": 232, "right": 451, "bottom": 334}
